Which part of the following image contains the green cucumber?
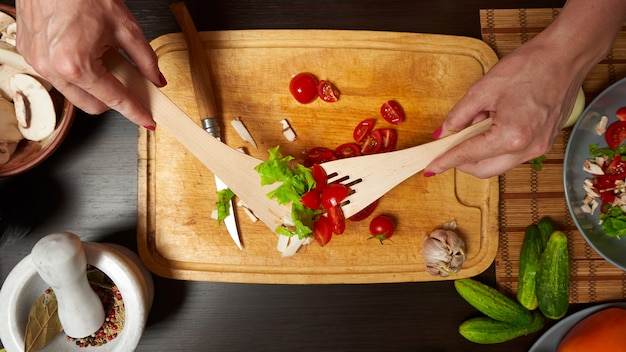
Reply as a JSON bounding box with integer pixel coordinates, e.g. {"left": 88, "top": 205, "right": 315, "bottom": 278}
{"left": 536, "top": 231, "right": 570, "bottom": 320}
{"left": 517, "top": 225, "right": 542, "bottom": 310}
{"left": 459, "top": 311, "right": 545, "bottom": 344}
{"left": 537, "top": 217, "right": 555, "bottom": 250}
{"left": 455, "top": 278, "right": 532, "bottom": 326}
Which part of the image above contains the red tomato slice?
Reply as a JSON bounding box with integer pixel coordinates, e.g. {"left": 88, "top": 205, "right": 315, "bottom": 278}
{"left": 312, "top": 163, "right": 328, "bottom": 191}
{"left": 353, "top": 119, "right": 375, "bottom": 143}
{"left": 380, "top": 100, "right": 405, "bottom": 124}
{"left": 361, "top": 130, "right": 382, "bottom": 155}
{"left": 334, "top": 143, "right": 362, "bottom": 159}
{"left": 605, "top": 121, "right": 626, "bottom": 149}
{"left": 327, "top": 205, "right": 346, "bottom": 235}
{"left": 321, "top": 183, "right": 350, "bottom": 209}
{"left": 313, "top": 215, "right": 333, "bottom": 247}
{"left": 604, "top": 154, "right": 626, "bottom": 180}
{"left": 317, "top": 80, "right": 339, "bottom": 102}
{"left": 348, "top": 199, "right": 379, "bottom": 221}
{"left": 378, "top": 128, "right": 397, "bottom": 152}
{"left": 289, "top": 72, "right": 318, "bottom": 104}
{"left": 617, "top": 107, "right": 626, "bottom": 121}
{"left": 301, "top": 190, "right": 321, "bottom": 210}
{"left": 304, "top": 147, "right": 337, "bottom": 167}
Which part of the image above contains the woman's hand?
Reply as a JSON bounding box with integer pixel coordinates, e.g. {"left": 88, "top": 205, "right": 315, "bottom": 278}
{"left": 15, "top": 0, "right": 166, "bottom": 128}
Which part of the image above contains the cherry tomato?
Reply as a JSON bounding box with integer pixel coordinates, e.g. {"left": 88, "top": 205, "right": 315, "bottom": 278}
{"left": 304, "top": 147, "right": 337, "bottom": 166}
{"left": 604, "top": 154, "right": 626, "bottom": 180}
{"left": 321, "top": 183, "right": 351, "bottom": 209}
{"left": 289, "top": 72, "right": 319, "bottom": 104}
{"left": 353, "top": 119, "right": 375, "bottom": 143}
{"left": 317, "top": 80, "right": 339, "bottom": 102}
{"left": 617, "top": 107, "right": 626, "bottom": 121}
{"left": 605, "top": 120, "right": 626, "bottom": 149}
{"left": 312, "top": 163, "right": 328, "bottom": 191}
{"left": 334, "top": 143, "right": 362, "bottom": 159}
{"left": 349, "top": 199, "right": 379, "bottom": 221}
{"left": 380, "top": 100, "right": 405, "bottom": 124}
{"left": 327, "top": 205, "right": 346, "bottom": 234}
{"left": 361, "top": 130, "right": 382, "bottom": 155}
{"left": 369, "top": 215, "right": 395, "bottom": 244}
{"left": 301, "top": 189, "right": 322, "bottom": 210}
{"left": 377, "top": 128, "right": 397, "bottom": 152}
{"left": 313, "top": 215, "right": 333, "bottom": 246}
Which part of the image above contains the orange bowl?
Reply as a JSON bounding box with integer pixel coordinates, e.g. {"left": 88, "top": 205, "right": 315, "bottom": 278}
{"left": 0, "top": 4, "right": 76, "bottom": 177}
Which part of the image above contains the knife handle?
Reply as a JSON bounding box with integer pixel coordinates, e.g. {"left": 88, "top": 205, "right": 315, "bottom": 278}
{"left": 202, "top": 118, "right": 220, "bottom": 140}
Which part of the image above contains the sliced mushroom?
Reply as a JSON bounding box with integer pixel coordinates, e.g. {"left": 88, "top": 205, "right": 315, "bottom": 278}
{"left": 9, "top": 73, "right": 56, "bottom": 141}
{"left": 1, "top": 22, "right": 16, "bottom": 46}
{"left": 0, "top": 42, "right": 52, "bottom": 99}
{"left": 0, "top": 96, "right": 23, "bottom": 143}
{"left": 0, "top": 10, "right": 14, "bottom": 36}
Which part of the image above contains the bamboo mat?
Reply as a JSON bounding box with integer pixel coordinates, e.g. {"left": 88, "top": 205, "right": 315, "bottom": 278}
{"left": 481, "top": 9, "right": 626, "bottom": 303}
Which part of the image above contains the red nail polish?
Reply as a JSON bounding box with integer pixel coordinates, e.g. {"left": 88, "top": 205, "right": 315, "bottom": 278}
{"left": 423, "top": 171, "right": 436, "bottom": 178}
{"left": 143, "top": 125, "right": 156, "bottom": 131}
{"left": 158, "top": 72, "right": 168, "bottom": 87}
{"left": 432, "top": 126, "right": 443, "bottom": 139}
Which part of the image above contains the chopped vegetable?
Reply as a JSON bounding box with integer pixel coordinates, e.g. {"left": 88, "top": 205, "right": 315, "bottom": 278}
{"left": 215, "top": 188, "right": 235, "bottom": 224}
{"left": 280, "top": 118, "right": 297, "bottom": 142}
{"left": 231, "top": 117, "right": 257, "bottom": 148}
{"left": 529, "top": 155, "right": 546, "bottom": 171}
{"left": 380, "top": 100, "right": 405, "bottom": 125}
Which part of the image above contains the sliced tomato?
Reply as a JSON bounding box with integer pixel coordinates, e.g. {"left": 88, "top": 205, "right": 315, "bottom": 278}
{"left": 353, "top": 119, "right": 375, "bottom": 143}
{"left": 605, "top": 121, "right": 626, "bottom": 149}
{"left": 381, "top": 100, "right": 405, "bottom": 125}
{"left": 617, "top": 107, "right": 626, "bottom": 121}
{"left": 301, "top": 189, "right": 321, "bottom": 210}
{"left": 334, "top": 143, "right": 362, "bottom": 159}
{"left": 312, "top": 163, "right": 328, "bottom": 191}
{"left": 313, "top": 215, "right": 333, "bottom": 246}
{"left": 321, "top": 183, "right": 351, "bottom": 209}
{"left": 289, "top": 72, "right": 318, "bottom": 104}
{"left": 327, "top": 205, "right": 346, "bottom": 235}
{"left": 378, "top": 128, "right": 397, "bottom": 152}
{"left": 604, "top": 154, "right": 626, "bottom": 180}
{"left": 349, "top": 199, "right": 379, "bottom": 221}
{"left": 304, "top": 147, "right": 337, "bottom": 167}
{"left": 361, "top": 130, "right": 382, "bottom": 155}
{"left": 317, "top": 80, "right": 339, "bottom": 102}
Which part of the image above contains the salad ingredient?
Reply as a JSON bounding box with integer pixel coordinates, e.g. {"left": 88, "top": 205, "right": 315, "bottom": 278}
{"left": 327, "top": 205, "right": 346, "bottom": 234}
{"left": 536, "top": 231, "right": 570, "bottom": 320}
{"left": 562, "top": 87, "right": 586, "bottom": 128}
{"left": 10, "top": 73, "right": 56, "bottom": 141}
{"left": 334, "top": 142, "right": 361, "bottom": 159}
{"left": 215, "top": 188, "right": 235, "bottom": 223}
{"left": 280, "top": 118, "right": 297, "bottom": 142}
{"left": 454, "top": 278, "right": 533, "bottom": 326}
{"left": 353, "top": 118, "right": 375, "bottom": 143}
{"left": 529, "top": 155, "right": 546, "bottom": 171}
{"left": 368, "top": 215, "right": 395, "bottom": 244}
{"left": 459, "top": 311, "right": 544, "bottom": 345}
{"left": 422, "top": 221, "right": 466, "bottom": 277}
{"left": 320, "top": 183, "right": 350, "bottom": 209}
{"left": 289, "top": 72, "right": 318, "bottom": 104}
{"left": 231, "top": 117, "right": 257, "bottom": 148}
{"left": 237, "top": 200, "right": 259, "bottom": 223}
{"left": 380, "top": 100, "right": 405, "bottom": 124}
{"left": 317, "top": 80, "right": 339, "bottom": 102}
{"left": 313, "top": 215, "right": 333, "bottom": 247}
{"left": 557, "top": 307, "right": 626, "bottom": 352}
{"left": 516, "top": 224, "right": 542, "bottom": 310}
{"left": 304, "top": 146, "right": 336, "bottom": 167}
{"left": 300, "top": 189, "right": 321, "bottom": 210}
{"left": 311, "top": 163, "right": 327, "bottom": 191}
{"left": 617, "top": 107, "right": 626, "bottom": 121}
{"left": 348, "top": 199, "right": 379, "bottom": 221}
{"left": 377, "top": 128, "right": 397, "bottom": 152}
{"left": 605, "top": 120, "right": 626, "bottom": 149}
{"left": 595, "top": 115, "right": 608, "bottom": 135}
{"left": 537, "top": 217, "right": 555, "bottom": 250}
{"left": 360, "top": 129, "right": 382, "bottom": 154}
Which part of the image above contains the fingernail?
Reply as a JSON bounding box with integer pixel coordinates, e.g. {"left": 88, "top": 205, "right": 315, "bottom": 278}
{"left": 423, "top": 171, "right": 436, "bottom": 178}
{"left": 432, "top": 126, "right": 443, "bottom": 139}
{"left": 158, "top": 72, "right": 168, "bottom": 87}
{"left": 144, "top": 125, "right": 156, "bottom": 131}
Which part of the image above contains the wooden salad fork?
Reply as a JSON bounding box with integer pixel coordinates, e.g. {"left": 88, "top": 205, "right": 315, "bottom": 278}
{"left": 103, "top": 50, "right": 292, "bottom": 234}
{"left": 321, "top": 118, "right": 493, "bottom": 218}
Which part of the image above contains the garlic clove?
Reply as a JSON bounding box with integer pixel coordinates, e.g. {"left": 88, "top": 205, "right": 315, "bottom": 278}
{"left": 422, "top": 221, "right": 466, "bottom": 277}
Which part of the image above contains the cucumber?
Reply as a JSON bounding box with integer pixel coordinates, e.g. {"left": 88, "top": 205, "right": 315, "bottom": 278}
{"left": 459, "top": 311, "right": 545, "bottom": 344}
{"left": 537, "top": 217, "right": 555, "bottom": 251}
{"left": 536, "top": 231, "right": 570, "bottom": 320}
{"left": 517, "top": 225, "right": 542, "bottom": 310}
{"left": 455, "top": 278, "right": 533, "bottom": 326}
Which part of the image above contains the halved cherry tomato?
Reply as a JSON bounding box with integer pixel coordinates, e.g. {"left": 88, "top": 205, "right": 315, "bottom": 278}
{"left": 304, "top": 147, "right": 337, "bottom": 166}
{"left": 317, "top": 80, "right": 339, "bottom": 102}
{"left": 335, "top": 143, "right": 362, "bottom": 159}
{"left": 321, "top": 183, "right": 350, "bottom": 209}
{"left": 617, "top": 107, "right": 626, "bottom": 121}
{"left": 312, "top": 163, "right": 328, "bottom": 191}
{"left": 301, "top": 189, "right": 321, "bottom": 210}
{"left": 604, "top": 154, "right": 626, "bottom": 180}
{"left": 605, "top": 121, "right": 626, "bottom": 149}
{"left": 369, "top": 215, "right": 395, "bottom": 244}
{"left": 349, "top": 199, "right": 379, "bottom": 221}
{"left": 381, "top": 100, "right": 405, "bottom": 125}
{"left": 313, "top": 215, "right": 333, "bottom": 246}
{"left": 378, "top": 128, "right": 397, "bottom": 152}
{"left": 353, "top": 119, "right": 375, "bottom": 143}
{"left": 289, "top": 72, "right": 319, "bottom": 104}
{"left": 327, "top": 205, "right": 346, "bottom": 234}
{"left": 361, "top": 130, "right": 382, "bottom": 155}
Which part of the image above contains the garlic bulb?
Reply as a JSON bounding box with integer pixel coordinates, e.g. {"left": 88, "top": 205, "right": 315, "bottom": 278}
{"left": 422, "top": 221, "right": 466, "bottom": 277}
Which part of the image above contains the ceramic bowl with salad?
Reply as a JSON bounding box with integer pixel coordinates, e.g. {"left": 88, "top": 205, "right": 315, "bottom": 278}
{"left": 564, "top": 77, "right": 626, "bottom": 271}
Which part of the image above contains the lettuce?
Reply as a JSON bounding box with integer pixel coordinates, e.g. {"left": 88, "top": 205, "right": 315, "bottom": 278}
{"left": 599, "top": 206, "right": 626, "bottom": 239}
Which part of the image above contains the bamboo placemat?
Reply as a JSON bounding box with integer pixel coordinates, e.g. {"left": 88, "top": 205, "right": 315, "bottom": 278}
{"left": 481, "top": 8, "right": 626, "bottom": 303}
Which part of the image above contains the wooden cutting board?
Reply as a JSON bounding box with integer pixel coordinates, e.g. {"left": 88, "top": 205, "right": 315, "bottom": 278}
{"left": 137, "top": 30, "right": 499, "bottom": 283}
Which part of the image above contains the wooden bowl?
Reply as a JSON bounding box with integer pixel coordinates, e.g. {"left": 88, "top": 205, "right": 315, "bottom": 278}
{"left": 0, "top": 5, "right": 76, "bottom": 177}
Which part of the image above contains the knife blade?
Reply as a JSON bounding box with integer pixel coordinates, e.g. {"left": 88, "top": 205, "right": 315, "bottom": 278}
{"left": 171, "top": 2, "right": 243, "bottom": 250}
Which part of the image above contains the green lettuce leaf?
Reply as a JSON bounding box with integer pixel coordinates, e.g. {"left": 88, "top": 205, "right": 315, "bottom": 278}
{"left": 216, "top": 188, "right": 235, "bottom": 224}
{"left": 599, "top": 206, "right": 626, "bottom": 239}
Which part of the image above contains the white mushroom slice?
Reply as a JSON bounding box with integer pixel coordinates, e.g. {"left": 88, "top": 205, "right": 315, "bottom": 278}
{"left": 0, "top": 42, "right": 52, "bottom": 99}
{"left": 0, "top": 11, "right": 14, "bottom": 35}
{"left": 0, "top": 141, "right": 17, "bottom": 165}
{"left": 583, "top": 183, "right": 600, "bottom": 198}
{"left": 280, "top": 119, "right": 297, "bottom": 142}
{"left": 0, "top": 96, "right": 23, "bottom": 143}
{"left": 1, "top": 22, "right": 16, "bottom": 46}
{"left": 10, "top": 73, "right": 56, "bottom": 141}
{"left": 595, "top": 115, "right": 609, "bottom": 136}
{"left": 583, "top": 159, "right": 605, "bottom": 175}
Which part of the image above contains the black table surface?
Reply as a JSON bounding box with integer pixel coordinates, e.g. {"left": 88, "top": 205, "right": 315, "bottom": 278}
{"left": 2, "top": 1, "right": 596, "bottom": 351}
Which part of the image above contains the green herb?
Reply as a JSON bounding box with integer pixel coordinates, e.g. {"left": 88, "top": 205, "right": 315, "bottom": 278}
{"left": 599, "top": 206, "right": 626, "bottom": 239}
{"left": 216, "top": 188, "right": 235, "bottom": 224}
{"left": 529, "top": 155, "right": 546, "bottom": 171}
{"left": 255, "top": 146, "right": 318, "bottom": 238}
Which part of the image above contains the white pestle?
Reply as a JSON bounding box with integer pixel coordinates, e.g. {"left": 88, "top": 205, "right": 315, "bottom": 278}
{"left": 30, "top": 232, "right": 105, "bottom": 338}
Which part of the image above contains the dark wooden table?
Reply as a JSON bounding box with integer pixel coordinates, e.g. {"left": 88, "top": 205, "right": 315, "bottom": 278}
{"left": 1, "top": 0, "right": 580, "bottom": 351}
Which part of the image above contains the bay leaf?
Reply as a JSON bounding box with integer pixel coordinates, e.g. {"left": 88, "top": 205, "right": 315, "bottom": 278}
{"left": 24, "top": 290, "right": 64, "bottom": 352}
